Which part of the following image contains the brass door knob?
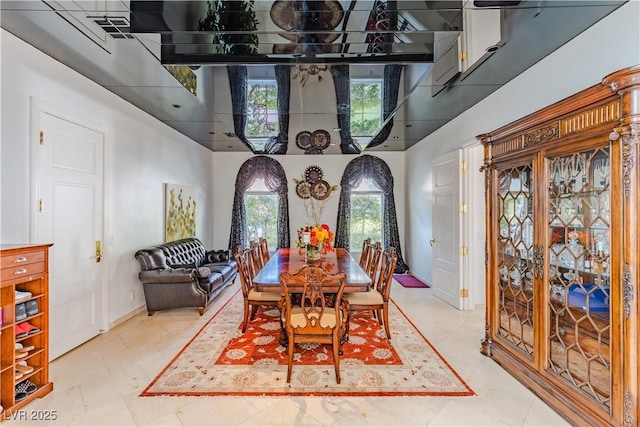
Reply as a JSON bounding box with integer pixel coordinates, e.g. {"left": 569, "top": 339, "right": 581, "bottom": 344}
{"left": 429, "top": 239, "right": 436, "bottom": 247}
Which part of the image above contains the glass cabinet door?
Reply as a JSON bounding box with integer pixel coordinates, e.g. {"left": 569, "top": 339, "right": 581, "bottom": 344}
{"left": 547, "top": 147, "right": 611, "bottom": 410}
{"left": 496, "top": 163, "right": 535, "bottom": 359}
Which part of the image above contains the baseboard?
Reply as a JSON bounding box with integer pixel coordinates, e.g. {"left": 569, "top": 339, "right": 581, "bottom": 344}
{"left": 108, "top": 305, "right": 146, "bottom": 330}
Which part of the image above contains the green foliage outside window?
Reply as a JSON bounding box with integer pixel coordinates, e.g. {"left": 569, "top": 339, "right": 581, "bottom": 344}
{"left": 245, "top": 193, "right": 278, "bottom": 248}
{"left": 247, "top": 83, "right": 278, "bottom": 137}
{"left": 349, "top": 193, "right": 383, "bottom": 248}
{"left": 350, "top": 81, "right": 382, "bottom": 136}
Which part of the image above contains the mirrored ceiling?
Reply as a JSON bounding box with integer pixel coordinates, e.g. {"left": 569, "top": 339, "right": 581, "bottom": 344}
{"left": 0, "top": 1, "right": 627, "bottom": 154}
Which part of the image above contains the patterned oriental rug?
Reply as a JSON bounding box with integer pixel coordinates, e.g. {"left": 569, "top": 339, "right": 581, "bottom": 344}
{"left": 141, "top": 290, "right": 474, "bottom": 397}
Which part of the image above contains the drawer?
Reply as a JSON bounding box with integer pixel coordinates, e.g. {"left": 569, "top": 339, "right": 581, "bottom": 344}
{"left": 1, "top": 262, "right": 45, "bottom": 283}
{"left": 1, "top": 250, "right": 45, "bottom": 268}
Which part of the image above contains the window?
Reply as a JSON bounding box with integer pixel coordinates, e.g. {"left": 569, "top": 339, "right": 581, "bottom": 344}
{"left": 349, "top": 178, "right": 383, "bottom": 249}
{"left": 245, "top": 178, "right": 278, "bottom": 249}
{"left": 350, "top": 79, "right": 382, "bottom": 136}
{"left": 247, "top": 80, "right": 278, "bottom": 138}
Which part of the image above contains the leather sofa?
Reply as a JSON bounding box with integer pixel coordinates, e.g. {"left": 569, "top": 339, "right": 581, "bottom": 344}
{"left": 134, "top": 238, "right": 237, "bottom": 315}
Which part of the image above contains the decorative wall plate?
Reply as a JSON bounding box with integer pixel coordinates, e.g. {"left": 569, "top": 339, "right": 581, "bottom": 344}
{"left": 296, "top": 181, "right": 311, "bottom": 199}
{"left": 310, "top": 180, "right": 331, "bottom": 200}
{"left": 311, "top": 130, "right": 331, "bottom": 150}
{"left": 296, "top": 131, "right": 312, "bottom": 150}
{"left": 304, "top": 165, "right": 323, "bottom": 183}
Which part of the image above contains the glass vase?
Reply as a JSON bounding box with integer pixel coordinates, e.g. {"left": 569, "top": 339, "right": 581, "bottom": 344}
{"left": 307, "top": 247, "right": 320, "bottom": 261}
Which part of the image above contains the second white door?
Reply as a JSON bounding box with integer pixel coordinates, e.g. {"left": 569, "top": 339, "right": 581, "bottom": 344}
{"left": 432, "top": 150, "right": 463, "bottom": 310}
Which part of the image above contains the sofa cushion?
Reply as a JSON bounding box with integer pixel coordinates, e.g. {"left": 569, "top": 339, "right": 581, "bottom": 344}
{"left": 205, "top": 249, "right": 231, "bottom": 263}
{"left": 196, "top": 271, "right": 224, "bottom": 293}
{"left": 203, "top": 263, "right": 237, "bottom": 282}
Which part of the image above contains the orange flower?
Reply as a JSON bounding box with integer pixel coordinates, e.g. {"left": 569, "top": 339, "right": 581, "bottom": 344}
{"left": 297, "top": 224, "right": 334, "bottom": 252}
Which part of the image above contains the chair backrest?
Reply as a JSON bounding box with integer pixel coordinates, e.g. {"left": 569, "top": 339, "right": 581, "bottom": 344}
{"left": 233, "top": 245, "right": 253, "bottom": 299}
{"left": 375, "top": 247, "right": 398, "bottom": 301}
{"left": 280, "top": 266, "right": 347, "bottom": 333}
{"left": 248, "top": 240, "right": 264, "bottom": 275}
{"left": 358, "top": 238, "right": 372, "bottom": 269}
{"left": 258, "top": 237, "right": 270, "bottom": 263}
{"left": 365, "top": 242, "right": 383, "bottom": 280}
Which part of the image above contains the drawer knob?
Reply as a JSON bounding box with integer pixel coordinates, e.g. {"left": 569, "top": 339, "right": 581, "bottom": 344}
{"left": 15, "top": 257, "right": 27, "bottom": 263}
{"left": 15, "top": 268, "right": 27, "bottom": 275}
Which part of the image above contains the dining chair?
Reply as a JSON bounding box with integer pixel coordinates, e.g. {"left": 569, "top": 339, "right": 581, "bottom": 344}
{"left": 358, "top": 238, "right": 372, "bottom": 269}
{"left": 258, "top": 237, "right": 270, "bottom": 263}
{"left": 279, "top": 266, "right": 348, "bottom": 384}
{"left": 364, "top": 241, "right": 383, "bottom": 282}
{"left": 248, "top": 240, "right": 264, "bottom": 277}
{"left": 345, "top": 247, "right": 397, "bottom": 339}
{"left": 233, "top": 246, "right": 282, "bottom": 333}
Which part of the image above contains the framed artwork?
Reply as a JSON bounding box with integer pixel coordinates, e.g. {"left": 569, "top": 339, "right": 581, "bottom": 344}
{"left": 165, "top": 183, "right": 196, "bottom": 241}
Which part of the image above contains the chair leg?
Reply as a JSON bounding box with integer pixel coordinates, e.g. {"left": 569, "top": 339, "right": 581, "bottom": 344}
{"left": 250, "top": 304, "right": 259, "bottom": 320}
{"left": 382, "top": 305, "right": 391, "bottom": 339}
{"left": 376, "top": 309, "right": 384, "bottom": 327}
{"left": 286, "top": 340, "right": 294, "bottom": 383}
{"left": 242, "top": 300, "right": 250, "bottom": 332}
{"left": 332, "top": 338, "right": 341, "bottom": 384}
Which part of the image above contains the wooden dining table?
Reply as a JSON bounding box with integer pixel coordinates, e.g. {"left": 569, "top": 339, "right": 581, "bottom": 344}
{"left": 252, "top": 248, "right": 371, "bottom": 292}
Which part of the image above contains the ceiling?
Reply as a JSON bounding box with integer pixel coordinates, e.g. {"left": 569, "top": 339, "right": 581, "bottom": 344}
{"left": 0, "top": 1, "right": 627, "bottom": 154}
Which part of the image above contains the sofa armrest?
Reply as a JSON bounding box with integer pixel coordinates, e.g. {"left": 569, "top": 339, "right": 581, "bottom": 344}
{"left": 138, "top": 267, "right": 196, "bottom": 284}
{"left": 205, "top": 249, "right": 231, "bottom": 263}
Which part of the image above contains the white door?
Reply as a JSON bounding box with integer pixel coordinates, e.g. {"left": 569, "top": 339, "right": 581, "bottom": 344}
{"left": 32, "top": 105, "right": 105, "bottom": 360}
{"left": 432, "top": 150, "right": 464, "bottom": 309}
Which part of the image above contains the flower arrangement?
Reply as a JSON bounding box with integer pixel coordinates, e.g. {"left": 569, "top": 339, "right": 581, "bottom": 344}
{"left": 297, "top": 223, "right": 335, "bottom": 257}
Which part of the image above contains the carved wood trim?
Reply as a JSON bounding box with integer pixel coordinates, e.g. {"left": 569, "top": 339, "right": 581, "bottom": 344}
{"left": 624, "top": 264, "right": 633, "bottom": 319}
{"left": 524, "top": 122, "right": 559, "bottom": 147}
{"left": 624, "top": 388, "right": 636, "bottom": 427}
{"left": 532, "top": 244, "right": 544, "bottom": 279}
{"left": 619, "top": 124, "right": 640, "bottom": 196}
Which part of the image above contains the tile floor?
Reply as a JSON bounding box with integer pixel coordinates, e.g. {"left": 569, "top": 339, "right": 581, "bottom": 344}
{"left": 5, "top": 283, "right": 570, "bottom": 426}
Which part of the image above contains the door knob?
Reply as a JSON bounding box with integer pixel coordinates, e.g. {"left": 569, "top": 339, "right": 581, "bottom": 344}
{"left": 429, "top": 239, "right": 436, "bottom": 247}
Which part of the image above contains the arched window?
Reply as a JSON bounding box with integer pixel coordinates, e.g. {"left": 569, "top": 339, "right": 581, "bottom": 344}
{"left": 229, "top": 156, "right": 290, "bottom": 249}
{"left": 245, "top": 178, "right": 278, "bottom": 250}
{"left": 349, "top": 177, "right": 383, "bottom": 248}
{"left": 335, "top": 155, "right": 409, "bottom": 273}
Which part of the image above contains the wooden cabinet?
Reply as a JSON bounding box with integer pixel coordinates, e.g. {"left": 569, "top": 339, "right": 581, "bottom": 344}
{"left": 1, "top": 244, "right": 53, "bottom": 418}
{"left": 479, "top": 65, "right": 640, "bottom": 426}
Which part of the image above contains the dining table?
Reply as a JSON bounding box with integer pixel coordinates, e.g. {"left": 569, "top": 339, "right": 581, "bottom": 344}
{"left": 252, "top": 247, "right": 371, "bottom": 293}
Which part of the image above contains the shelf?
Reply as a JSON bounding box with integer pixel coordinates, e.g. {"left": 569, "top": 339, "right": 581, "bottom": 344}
{"left": 0, "top": 244, "right": 52, "bottom": 420}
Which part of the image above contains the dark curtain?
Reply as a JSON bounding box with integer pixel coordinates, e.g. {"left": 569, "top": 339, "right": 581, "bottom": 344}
{"left": 229, "top": 155, "right": 290, "bottom": 250}
{"left": 335, "top": 154, "right": 409, "bottom": 273}
{"left": 229, "top": 65, "right": 291, "bottom": 154}
{"left": 330, "top": 65, "right": 361, "bottom": 154}
{"left": 366, "top": 64, "right": 403, "bottom": 148}
{"left": 264, "top": 65, "right": 290, "bottom": 154}
{"left": 227, "top": 65, "right": 258, "bottom": 153}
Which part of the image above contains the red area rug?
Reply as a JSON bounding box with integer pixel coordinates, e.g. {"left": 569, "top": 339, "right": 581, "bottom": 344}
{"left": 141, "top": 290, "right": 473, "bottom": 397}
{"left": 394, "top": 274, "right": 430, "bottom": 288}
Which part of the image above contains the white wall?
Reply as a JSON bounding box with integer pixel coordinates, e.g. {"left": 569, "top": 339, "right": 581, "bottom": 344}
{"left": 212, "top": 152, "right": 406, "bottom": 254}
{"left": 404, "top": 2, "right": 640, "bottom": 297}
{"left": 0, "top": 30, "right": 216, "bottom": 324}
